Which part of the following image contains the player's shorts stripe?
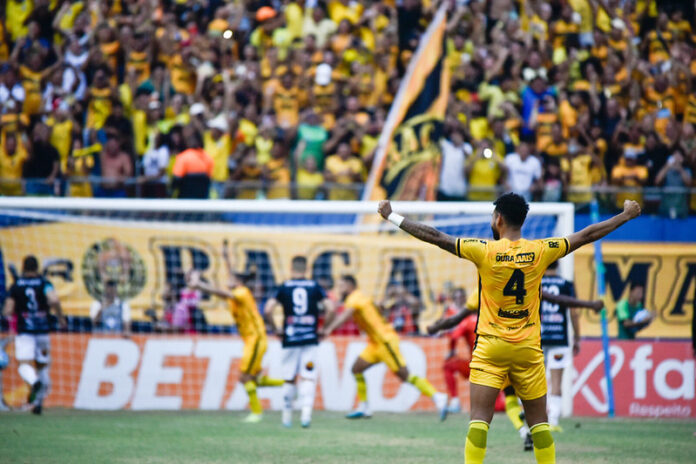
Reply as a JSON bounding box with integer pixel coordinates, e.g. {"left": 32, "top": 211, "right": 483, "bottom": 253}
{"left": 245, "top": 339, "right": 260, "bottom": 374}
{"left": 384, "top": 342, "right": 402, "bottom": 369}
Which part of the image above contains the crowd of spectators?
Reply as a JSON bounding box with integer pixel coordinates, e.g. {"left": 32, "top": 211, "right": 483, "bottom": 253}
{"left": 0, "top": 0, "right": 695, "bottom": 215}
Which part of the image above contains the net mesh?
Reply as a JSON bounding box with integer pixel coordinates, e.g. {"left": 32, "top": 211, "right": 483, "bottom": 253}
{"left": 0, "top": 201, "right": 566, "bottom": 412}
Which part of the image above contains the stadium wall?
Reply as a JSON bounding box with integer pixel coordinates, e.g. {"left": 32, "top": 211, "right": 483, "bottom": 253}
{"left": 2, "top": 335, "right": 454, "bottom": 412}
{"left": 2, "top": 335, "right": 693, "bottom": 418}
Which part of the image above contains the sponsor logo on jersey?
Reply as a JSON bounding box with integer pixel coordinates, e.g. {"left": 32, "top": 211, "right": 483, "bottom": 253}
{"left": 548, "top": 241, "right": 559, "bottom": 248}
{"left": 498, "top": 308, "right": 529, "bottom": 319}
{"left": 515, "top": 252, "right": 535, "bottom": 264}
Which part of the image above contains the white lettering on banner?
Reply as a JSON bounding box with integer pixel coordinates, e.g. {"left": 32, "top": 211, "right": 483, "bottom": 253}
{"left": 195, "top": 340, "right": 238, "bottom": 409}
{"left": 571, "top": 345, "right": 624, "bottom": 414}
{"left": 653, "top": 359, "right": 695, "bottom": 401}
{"left": 74, "top": 338, "right": 140, "bottom": 410}
{"left": 628, "top": 402, "right": 692, "bottom": 418}
{"left": 131, "top": 340, "right": 193, "bottom": 410}
{"left": 630, "top": 345, "right": 653, "bottom": 399}
{"left": 73, "top": 338, "right": 432, "bottom": 411}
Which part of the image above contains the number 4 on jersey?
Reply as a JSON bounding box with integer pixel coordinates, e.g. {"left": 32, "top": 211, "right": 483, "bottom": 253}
{"left": 503, "top": 269, "right": 526, "bottom": 304}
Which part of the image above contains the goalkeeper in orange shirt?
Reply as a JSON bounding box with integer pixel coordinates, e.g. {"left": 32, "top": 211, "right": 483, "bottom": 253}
{"left": 187, "top": 242, "right": 283, "bottom": 423}
{"left": 322, "top": 275, "right": 449, "bottom": 420}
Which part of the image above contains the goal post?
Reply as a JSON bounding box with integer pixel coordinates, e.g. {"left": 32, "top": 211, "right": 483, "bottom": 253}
{"left": 0, "top": 198, "right": 575, "bottom": 413}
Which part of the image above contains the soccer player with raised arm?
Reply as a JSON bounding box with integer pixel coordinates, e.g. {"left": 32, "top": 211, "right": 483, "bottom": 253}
{"left": 322, "top": 275, "right": 449, "bottom": 420}
{"left": 264, "top": 256, "right": 335, "bottom": 429}
{"left": 430, "top": 277, "right": 603, "bottom": 452}
{"left": 379, "top": 193, "right": 641, "bottom": 464}
{"left": 187, "top": 243, "right": 283, "bottom": 423}
{"left": 2, "top": 255, "right": 66, "bottom": 415}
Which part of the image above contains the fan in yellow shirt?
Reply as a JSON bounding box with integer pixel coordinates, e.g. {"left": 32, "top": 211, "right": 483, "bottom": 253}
{"left": 322, "top": 275, "right": 448, "bottom": 421}
{"left": 324, "top": 143, "right": 363, "bottom": 200}
{"left": 0, "top": 133, "right": 28, "bottom": 196}
{"left": 296, "top": 157, "right": 324, "bottom": 200}
{"left": 186, "top": 242, "right": 283, "bottom": 423}
{"left": 203, "top": 115, "right": 233, "bottom": 198}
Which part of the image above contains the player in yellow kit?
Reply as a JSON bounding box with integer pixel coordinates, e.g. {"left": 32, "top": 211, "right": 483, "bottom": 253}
{"left": 187, "top": 242, "right": 283, "bottom": 423}
{"left": 379, "top": 193, "right": 641, "bottom": 464}
{"left": 322, "top": 275, "right": 449, "bottom": 420}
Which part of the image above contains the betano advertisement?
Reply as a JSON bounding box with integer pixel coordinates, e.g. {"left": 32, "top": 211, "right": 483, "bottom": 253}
{"left": 1, "top": 335, "right": 451, "bottom": 412}
{"left": 0, "top": 223, "right": 694, "bottom": 415}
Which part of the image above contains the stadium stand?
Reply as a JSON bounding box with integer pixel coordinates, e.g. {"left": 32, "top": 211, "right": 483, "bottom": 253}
{"left": 0, "top": 0, "right": 695, "bottom": 215}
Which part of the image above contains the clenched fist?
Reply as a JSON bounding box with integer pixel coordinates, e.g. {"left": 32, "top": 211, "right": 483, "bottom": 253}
{"left": 623, "top": 200, "right": 641, "bottom": 219}
{"left": 378, "top": 200, "right": 392, "bottom": 219}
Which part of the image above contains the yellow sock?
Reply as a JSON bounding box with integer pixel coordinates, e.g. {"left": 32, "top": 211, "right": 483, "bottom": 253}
{"left": 244, "top": 380, "right": 262, "bottom": 415}
{"left": 505, "top": 394, "right": 525, "bottom": 431}
{"left": 355, "top": 373, "right": 367, "bottom": 402}
{"left": 407, "top": 375, "right": 436, "bottom": 398}
{"left": 464, "top": 420, "right": 489, "bottom": 464}
{"left": 531, "top": 423, "right": 556, "bottom": 464}
{"left": 258, "top": 376, "right": 284, "bottom": 387}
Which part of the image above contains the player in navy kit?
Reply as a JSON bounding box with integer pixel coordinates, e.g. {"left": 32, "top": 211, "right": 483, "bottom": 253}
{"left": 264, "top": 256, "right": 334, "bottom": 428}
{"left": 2, "top": 256, "right": 66, "bottom": 414}
{"left": 541, "top": 261, "right": 603, "bottom": 431}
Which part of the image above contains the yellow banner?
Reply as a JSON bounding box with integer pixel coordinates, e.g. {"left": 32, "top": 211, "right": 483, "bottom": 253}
{"left": 0, "top": 223, "right": 478, "bottom": 328}
{"left": 1, "top": 223, "right": 693, "bottom": 338}
{"left": 574, "top": 243, "right": 696, "bottom": 339}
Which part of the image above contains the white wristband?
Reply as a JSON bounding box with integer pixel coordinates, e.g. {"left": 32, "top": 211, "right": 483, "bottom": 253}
{"left": 388, "top": 212, "right": 404, "bottom": 227}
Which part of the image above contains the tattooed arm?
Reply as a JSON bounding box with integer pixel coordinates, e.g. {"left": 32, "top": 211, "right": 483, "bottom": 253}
{"left": 377, "top": 200, "right": 458, "bottom": 256}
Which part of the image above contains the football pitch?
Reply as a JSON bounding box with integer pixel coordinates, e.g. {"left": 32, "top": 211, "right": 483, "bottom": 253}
{"left": 0, "top": 410, "right": 693, "bottom": 463}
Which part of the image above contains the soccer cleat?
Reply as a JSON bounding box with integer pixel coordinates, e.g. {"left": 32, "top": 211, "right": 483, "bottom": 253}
{"left": 242, "top": 413, "right": 262, "bottom": 423}
{"left": 300, "top": 407, "right": 312, "bottom": 429}
{"left": 433, "top": 392, "right": 448, "bottom": 422}
{"left": 447, "top": 398, "right": 461, "bottom": 414}
{"left": 549, "top": 424, "right": 564, "bottom": 433}
{"left": 282, "top": 409, "right": 292, "bottom": 428}
{"left": 523, "top": 432, "right": 533, "bottom": 451}
{"left": 345, "top": 410, "right": 368, "bottom": 419}
{"left": 28, "top": 381, "right": 43, "bottom": 405}
{"left": 32, "top": 404, "right": 42, "bottom": 415}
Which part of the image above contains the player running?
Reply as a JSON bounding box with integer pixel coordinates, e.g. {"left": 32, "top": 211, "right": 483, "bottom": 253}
{"left": 322, "top": 275, "right": 449, "bottom": 421}
{"left": 264, "top": 256, "right": 334, "bottom": 428}
{"left": 187, "top": 243, "right": 283, "bottom": 423}
{"left": 541, "top": 261, "right": 603, "bottom": 432}
{"left": 380, "top": 193, "right": 641, "bottom": 464}
{"left": 2, "top": 255, "right": 66, "bottom": 414}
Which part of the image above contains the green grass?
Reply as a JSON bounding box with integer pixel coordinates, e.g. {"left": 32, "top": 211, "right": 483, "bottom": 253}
{"left": 0, "top": 410, "right": 693, "bottom": 463}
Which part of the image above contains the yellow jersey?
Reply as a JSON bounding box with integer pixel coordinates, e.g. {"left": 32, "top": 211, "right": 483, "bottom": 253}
{"left": 344, "top": 289, "right": 397, "bottom": 344}
{"left": 227, "top": 286, "right": 266, "bottom": 339}
{"left": 203, "top": 131, "right": 232, "bottom": 182}
{"left": 0, "top": 140, "right": 28, "bottom": 196}
{"left": 455, "top": 236, "right": 569, "bottom": 343}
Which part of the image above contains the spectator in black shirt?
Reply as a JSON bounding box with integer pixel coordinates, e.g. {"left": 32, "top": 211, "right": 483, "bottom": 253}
{"left": 23, "top": 123, "right": 59, "bottom": 196}
{"left": 642, "top": 132, "right": 669, "bottom": 186}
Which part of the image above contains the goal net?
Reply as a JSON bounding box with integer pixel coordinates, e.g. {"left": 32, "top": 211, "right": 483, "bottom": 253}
{"left": 0, "top": 198, "right": 573, "bottom": 413}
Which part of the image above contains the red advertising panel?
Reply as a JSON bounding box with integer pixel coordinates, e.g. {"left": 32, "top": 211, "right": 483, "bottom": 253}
{"left": 572, "top": 340, "right": 695, "bottom": 418}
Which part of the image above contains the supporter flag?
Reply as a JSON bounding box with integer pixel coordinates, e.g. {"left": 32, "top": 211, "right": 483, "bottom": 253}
{"left": 362, "top": 4, "right": 450, "bottom": 201}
